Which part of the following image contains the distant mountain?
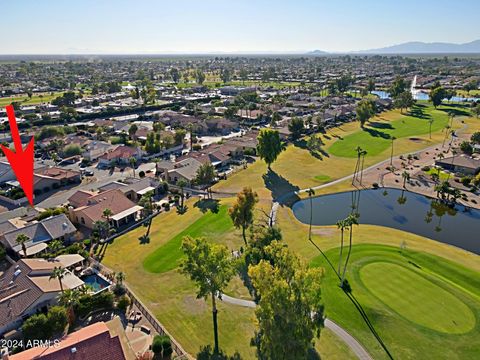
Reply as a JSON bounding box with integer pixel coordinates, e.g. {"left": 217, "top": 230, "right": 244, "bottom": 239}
{"left": 355, "top": 40, "right": 480, "bottom": 54}
{"left": 308, "top": 49, "right": 329, "bottom": 55}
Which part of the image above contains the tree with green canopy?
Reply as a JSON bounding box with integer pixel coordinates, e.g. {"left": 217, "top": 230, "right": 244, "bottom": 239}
{"left": 256, "top": 129, "right": 284, "bottom": 170}
{"left": 356, "top": 99, "right": 376, "bottom": 128}
{"left": 229, "top": 187, "right": 258, "bottom": 245}
{"left": 248, "top": 241, "right": 324, "bottom": 360}
{"left": 288, "top": 117, "right": 305, "bottom": 140}
{"left": 180, "top": 237, "right": 235, "bottom": 355}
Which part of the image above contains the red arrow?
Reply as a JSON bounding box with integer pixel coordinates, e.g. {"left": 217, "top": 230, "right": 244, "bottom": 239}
{"left": 1, "top": 105, "right": 34, "bottom": 206}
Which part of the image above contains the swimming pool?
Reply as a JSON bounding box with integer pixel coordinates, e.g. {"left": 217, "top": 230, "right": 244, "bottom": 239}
{"left": 81, "top": 273, "right": 111, "bottom": 293}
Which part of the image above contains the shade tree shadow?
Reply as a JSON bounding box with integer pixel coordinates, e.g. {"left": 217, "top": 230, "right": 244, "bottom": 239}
{"left": 369, "top": 121, "right": 394, "bottom": 130}
{"left": 439, "top": 106, "right": 470, "bottom": 117}
{"left": 408, "top": 104, "right": 431, "bottom": 119}
{"left": 194, "top": 198, "right": 220, "bottom": 213}
{"left": 263, "top": 169, "right": 300, "bottom": 206}
{"left": 293, "top": 139, "right": 330, "bottom": 160}
{"left": 362, "top": 127, "right": 392, "bottom": 139}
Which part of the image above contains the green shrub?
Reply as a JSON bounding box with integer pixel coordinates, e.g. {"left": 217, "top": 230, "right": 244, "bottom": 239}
{"left": 0, "top": 245, "right": 5, "bottom": 261}
{"left": 116, "top": 295, "right": 130, "bottom": 313}
{"left": 152, "top": 335, "right": 173, "bottom": 359}
{"left": 76, "top": 291, "right": 114, "bottom": 317}
{"left": 47, "top": 306, "right": 68, "bottom": 335}
{"left": 22, "top": 314, "right": 51, "bottom": 342}
{"left": 63, "top": 144, "right": 82, "bottom": 157}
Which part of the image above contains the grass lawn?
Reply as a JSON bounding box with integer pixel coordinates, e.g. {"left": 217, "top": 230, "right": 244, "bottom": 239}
{"left": 215, "top": 103, "right": 479, "bottom": 200}
{"left": 310, "top": 245, "right": 480, "bottom": 360}
{"left": 426, "top": 167, "right": 451, "bottom": 182}
{"left": 143, "top": 203, "right": 236, "bottom": 273}
{"left": 103, "top": 195, "right": 480, "bottom": 359}
{"left": 360, "top": 261, "right": 475, "bottom": 334}
{"left": 102, "top": 198, "right": 356, "bottom": 359}
{"left": 0, "top": 92, "right": 64, "bottom": 107}
{"left": 328, "top": 103, "right": 450, "bottom": 157}
{"left": 274, "top": 204, "right": 480, "bottom": 359}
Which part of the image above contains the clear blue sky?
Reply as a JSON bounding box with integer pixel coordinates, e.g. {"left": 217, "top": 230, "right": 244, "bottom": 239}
{"left": 2, "top": 0, "right": 480, "bottom": 54}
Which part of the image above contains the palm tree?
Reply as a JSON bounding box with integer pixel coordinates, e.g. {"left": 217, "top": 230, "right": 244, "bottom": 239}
{"left": 15, "top": 234, "right": 30, "bottom": 257}
{"left": 341, "top": 213, "right": 359, "bottom": 287}
{"left": 103, "top": 208, "right": 113, "bottom": 226}
{"left": 446, "top": 149, "right": 457, "bottom": 182}
{"left": 177, "top": 179, "right": 188, "bottom": 210}
{"left": 48, "top": 239, "right": 63, "bottom": 257}
{"left": 352, "top": 146, "right": 363, "bottom": 185}
{"left": 428, "top": 118, "right": 434, "bottom": 139}
{"left": 307, "top": 188, "right": 315, "bottom": 241}
{"left": 390, "top": 136, "right": 396, "bottom": 166}
{"left": 91, "top": 220, "right": 111, "bottom": 255}
{"left": 442, "top": 125, "right": 451, "bottom": 147}
{"left": 402, "top": 171, "right": 410, "bottom": 188}
{"left": 50, "top": 266, "right": 66, "bottom": 293}
{"left": 129, "top": 157, "right": 137, "bottom": 177}
{"left": 336, "top": 219, "right": 347, "bottom": 276}
{"left": 139, "top": 190, "right": 154, "bottom": 237}
{"left": 59, "top": 288, "right": 81, "bottom": 324}
{"left": 115, "top": 271, "right": 125, "bottom": 286}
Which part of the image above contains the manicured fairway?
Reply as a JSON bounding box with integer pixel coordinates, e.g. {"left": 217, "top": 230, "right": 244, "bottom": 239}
{"left": 310, "top": 244, "right": 480, "bottom": 360}
{"left": 143, "top": 204, "right": 234, "bottom": 273}
{"left": 103, "top": 199, "right": 356, "bottom": 359}
{"left": 328, "top": 104, "right": 449, "bottom": 157}
{"left": 0, "top": 92, "right": 64, "bottom": 107}
{"left": 214, "top": 103, "right": 479, "bottom": 199}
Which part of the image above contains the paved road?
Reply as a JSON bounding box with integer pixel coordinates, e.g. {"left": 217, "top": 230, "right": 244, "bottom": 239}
{"left": 219, "top": 293, "right": 373, "bottom": 360}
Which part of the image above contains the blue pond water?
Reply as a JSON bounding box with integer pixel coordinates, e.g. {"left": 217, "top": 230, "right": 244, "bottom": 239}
{"left": 292, "top": 188, "right": 480, "bottom": 254}
{"left": 371, "top": 90, "right": 479, "bottom": 102}
{"left": 81, "top": 273, "right": 111, "bottom": 293}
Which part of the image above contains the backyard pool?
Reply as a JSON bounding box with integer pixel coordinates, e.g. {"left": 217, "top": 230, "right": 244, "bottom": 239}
{"left": 81, "top": 273, "right": 111, "bottom": 293}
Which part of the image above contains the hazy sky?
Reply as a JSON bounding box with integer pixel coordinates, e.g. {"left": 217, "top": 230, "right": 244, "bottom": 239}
{"left": 2, "top": 0, "right": 480, "bottom": 54}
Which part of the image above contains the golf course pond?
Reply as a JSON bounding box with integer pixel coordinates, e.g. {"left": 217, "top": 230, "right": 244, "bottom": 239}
{"left": 292, "top": 188, "right": 480, "bottom": 254}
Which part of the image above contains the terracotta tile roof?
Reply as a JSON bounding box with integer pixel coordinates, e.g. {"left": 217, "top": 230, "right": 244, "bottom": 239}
{"left": 72, "top": 189, "right": 140, "bottom": 223}
{"left": 0, "top": 261, "right": 46, "bottom": 330}
{"left": 10, "top": 322, "right": 126, "bottom": 360}
{"left": 34, "top": 167, "right": 81, "bottom": 180}
{"left": 98, "top": 146, "right": 137, "bottom": 161}
{"left": 67, "top": 190, "right": 96, "bottom": 208}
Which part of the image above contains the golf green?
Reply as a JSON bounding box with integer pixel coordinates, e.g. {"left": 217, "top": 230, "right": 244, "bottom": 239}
{"left": 328, "top": 104, "right": 449, "bottom": 157}
{"left": 360, "top": 261, "right": 475, "bottom": 334}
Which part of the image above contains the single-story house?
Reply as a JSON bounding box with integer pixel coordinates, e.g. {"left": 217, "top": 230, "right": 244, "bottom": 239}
{"left": 0, "top": 258, "right": 84, "bottom": 335}
{"left": 9, "top": 321, "right": 128, "bottom": 360}
{"left": 33, "top": 167, "right": 82, "bottom": 194}
{"left": 83, "top": 141, "right": 118, "bottom": 161}
{"left": 98, "top": 146, "right": 143, "bottom": 168}
{"left": 98, "top": 177, "right": 159, "bottom": 202}
{"left": 0, "top": 214, "right": 77, "bottom": 257}
{"left": 67, "top": 189, "right": 143, "bottom": 230}
{"left": 166, "top": 157, "right": 204, "bottom": 184}
{"left": 435, "top": 155, "right": 480, "bottom": 175}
